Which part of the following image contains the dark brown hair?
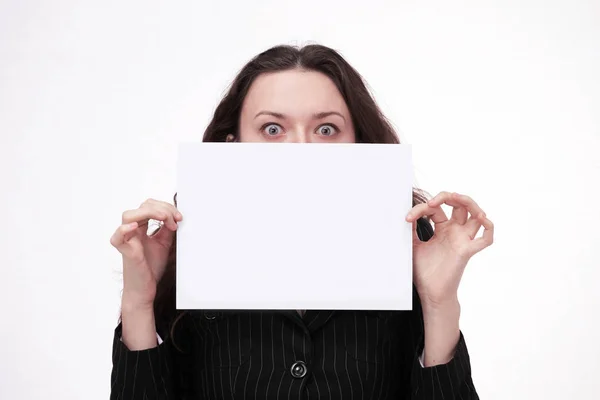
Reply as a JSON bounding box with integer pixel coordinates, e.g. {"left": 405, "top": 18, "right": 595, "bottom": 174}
{"left": 153, "top": 44, "right": 431, "bottom": 337}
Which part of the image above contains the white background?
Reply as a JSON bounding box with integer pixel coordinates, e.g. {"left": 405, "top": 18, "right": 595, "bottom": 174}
{"left": 1, "top": 0, "right": 598, "bottom": 399}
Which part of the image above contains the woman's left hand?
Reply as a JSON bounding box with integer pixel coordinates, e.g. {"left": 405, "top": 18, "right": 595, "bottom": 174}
{"left": 405, "top": 191, "right": 494, "bottom": 308}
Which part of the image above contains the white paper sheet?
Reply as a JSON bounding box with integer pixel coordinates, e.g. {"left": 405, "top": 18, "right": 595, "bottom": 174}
{"left": 175, "top": 142, "right": 414, "bottom": 310}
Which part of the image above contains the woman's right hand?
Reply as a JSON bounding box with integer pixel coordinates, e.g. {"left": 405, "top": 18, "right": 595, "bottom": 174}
{"left": 110, "top": 198, "right": 183, "bottom": 310}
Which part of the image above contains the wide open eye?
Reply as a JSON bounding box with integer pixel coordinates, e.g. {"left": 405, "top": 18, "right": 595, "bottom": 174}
{"left": 262, "top": 123, "right": 284, "bottom": 137}
{"left": 316, "top": 124, "right": 338, "bottom": 137}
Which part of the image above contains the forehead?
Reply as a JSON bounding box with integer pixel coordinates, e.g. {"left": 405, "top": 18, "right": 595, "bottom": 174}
{"left": 241, "top": 69, "right": 349, "bottom": 116}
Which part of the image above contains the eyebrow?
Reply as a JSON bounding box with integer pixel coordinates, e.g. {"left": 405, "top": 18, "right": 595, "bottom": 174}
{"left": 254, "top": 111, "right": 346, "bottom": 122}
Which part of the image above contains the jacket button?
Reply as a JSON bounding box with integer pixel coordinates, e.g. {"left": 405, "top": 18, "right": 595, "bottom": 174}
{"left": 290, "top": 361, "right": 307, "bottom": 378}
{"left": 203, "top": 311, "right": 219, "bottom": 320}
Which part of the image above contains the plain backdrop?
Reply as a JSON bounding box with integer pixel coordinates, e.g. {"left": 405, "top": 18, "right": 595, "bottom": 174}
{"left": 1, "top": 0, "right": 599, "bottom": 399}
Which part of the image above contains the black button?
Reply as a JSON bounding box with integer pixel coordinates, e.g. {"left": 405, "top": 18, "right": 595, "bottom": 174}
{"left": 290, "top": 361, "right": 307, "bottom": 378}
{"left": 203, "top": 311, "right": 219, "bottom": 320}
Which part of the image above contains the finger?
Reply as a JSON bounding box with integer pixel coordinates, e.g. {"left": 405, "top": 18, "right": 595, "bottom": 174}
{"left": 151, "top": 203, "right": 179, "bottom": 231}
{"left": 110, "top": 222, "right": 139, "bottom": 250}
{"left": 464, "top": 212, "right": 484, "bottom": 239}
{"left": 430, "top": 192, "right": 485, "bottom": 220}
{"left": 122, "top": 207, "right": 167, "bottom": 230}
{"left": 428, "top": 191, "right": 466, "bottom": 223}
{"left": 143, "top": 199, "right": 183, "bottom": 229}
{"left": 406, "top": 202, "right": 428, "bottom": 222}
{"left": 412, "top": 221, "right": 419, "bottom": 243}
{"left": 455, "top": 193, "right": 485, "bottom": 218}
{"left": 122, "top": 204, "right": 178, "bottom": 231}
{"left": 451, "top": 206, "right": 468, "bottom": 225}
{"left": 469, "top": 216, "right": 494, "bottom": 253}
{"left": 143, "top": 199, "right": 183, "bottom": 221}
{"left": 427, "top": 191, "right": 453, "bottom": 207}
{"left": 406, "top": 202, "right": 448, "bottom": 224}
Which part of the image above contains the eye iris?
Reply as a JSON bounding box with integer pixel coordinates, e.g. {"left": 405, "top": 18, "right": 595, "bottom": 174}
{"left": 321, "top": 126, "right": 331, "bottom": 135}
{"left": 268, "top": 125, "right": 279, "bottom": 135}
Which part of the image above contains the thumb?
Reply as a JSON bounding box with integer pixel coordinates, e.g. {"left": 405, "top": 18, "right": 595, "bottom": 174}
{"left": 110, "top": 222, "right": 143, "bottom": 257}
{"left": 412, "top": 221, "right": 420, "bottom": 244}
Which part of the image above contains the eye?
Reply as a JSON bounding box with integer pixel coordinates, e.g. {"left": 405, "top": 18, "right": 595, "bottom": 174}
{"left": 262, "top": 123, "right": 284, "bottom": 137}
{"left": 316, "top": 124, "right": 338, "bottom": 137}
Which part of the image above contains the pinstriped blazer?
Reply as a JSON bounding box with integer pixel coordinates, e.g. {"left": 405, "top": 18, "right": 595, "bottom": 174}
{"left": 110, "top": 219, "right": 479, "bottom": 400}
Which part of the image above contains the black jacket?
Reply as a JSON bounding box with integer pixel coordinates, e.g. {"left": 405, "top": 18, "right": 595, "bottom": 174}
{"left": 110, "top": 220, "right": 479, "bottom": 399}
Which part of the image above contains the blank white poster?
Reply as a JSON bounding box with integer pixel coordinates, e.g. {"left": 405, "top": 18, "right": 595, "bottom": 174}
{"left": 176, "top": 142, "right": 414, "bottom": 310}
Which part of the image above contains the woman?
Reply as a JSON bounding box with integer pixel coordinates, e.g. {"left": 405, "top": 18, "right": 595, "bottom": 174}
{"left": 109, "top": 44, "right": 493, "bottom": 400}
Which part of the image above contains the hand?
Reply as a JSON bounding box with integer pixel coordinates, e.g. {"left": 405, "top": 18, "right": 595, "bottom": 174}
{"left": 110, "top": 198, "right": 182, "bottom": 309}
{"left": 405, "top": 191, "right": 494, "bottom": 307}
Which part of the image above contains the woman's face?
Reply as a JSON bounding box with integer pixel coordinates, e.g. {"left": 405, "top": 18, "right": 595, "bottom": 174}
{"left": 238, "top": 69, "right": 356, "bottom": 143}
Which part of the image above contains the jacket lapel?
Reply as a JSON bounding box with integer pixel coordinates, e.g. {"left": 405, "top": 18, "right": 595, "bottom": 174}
{"left": 304, "top": 310, "right": 336, "bottom": 333}
{"left": 276, "top": 310, "right": 309, "bottom": 333}
{"left": 275, "top": 310, "right": 337, "bottom": 335}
